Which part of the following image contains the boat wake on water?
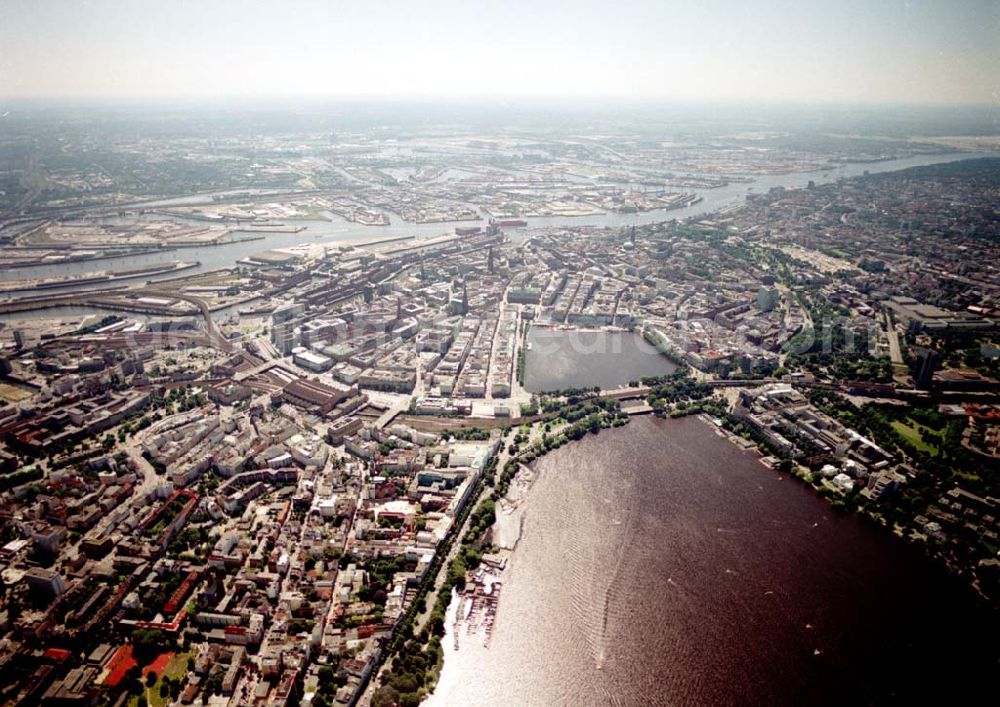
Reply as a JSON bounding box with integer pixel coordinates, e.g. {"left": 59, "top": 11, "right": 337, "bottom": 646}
{"left": 561, "top": 474, "right": 640, "bottom": 672}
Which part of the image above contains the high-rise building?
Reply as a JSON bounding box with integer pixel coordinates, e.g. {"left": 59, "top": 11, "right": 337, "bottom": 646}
{"left": 757, "top": 286, "right": 779, "bottom": 312}
{"left": 23, "top": 567, "right": 66, "bottom": 603}
{"left": 913, "top": 349, "right": 940, "bottom": 388}
{"left": 272, "top": 322, "right": 298, "bottom": 356}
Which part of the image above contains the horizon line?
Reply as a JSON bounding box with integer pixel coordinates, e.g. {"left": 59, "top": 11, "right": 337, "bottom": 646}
{"left": 1, "top": 94, "right": 997, "bottom": 110}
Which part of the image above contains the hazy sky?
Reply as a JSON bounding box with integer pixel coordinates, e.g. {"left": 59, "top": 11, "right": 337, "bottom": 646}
{"left": 1, "top": 0, "right": 997, "bottom": 104}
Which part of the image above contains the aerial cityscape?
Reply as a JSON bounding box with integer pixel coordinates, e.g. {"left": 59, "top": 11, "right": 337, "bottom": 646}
{"left": 1, "top": 1, "right": 999, "bottom": 706}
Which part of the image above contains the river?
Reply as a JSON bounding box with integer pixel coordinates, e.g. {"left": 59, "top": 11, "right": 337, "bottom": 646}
{"left": 1, "top": 152, "right": 994, "bottom": 296}
{"left": 427, "top": 416, "right": 996, "bottom": 706}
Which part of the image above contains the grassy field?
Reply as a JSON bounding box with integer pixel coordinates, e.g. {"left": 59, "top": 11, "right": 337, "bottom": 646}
{"left": 128, "top": 651, "right": 192, "bottom": 707}
{"left": 891, "top": 419, "right": 940, "bottom": 455}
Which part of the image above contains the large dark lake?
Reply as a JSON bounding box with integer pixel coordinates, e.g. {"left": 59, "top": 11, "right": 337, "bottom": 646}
{"left": 523, "top": 328, "right": 678, "bottom": 392}
{"left": 428, "top": 416, "right": 997, "bottom": 706}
